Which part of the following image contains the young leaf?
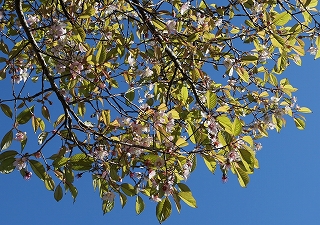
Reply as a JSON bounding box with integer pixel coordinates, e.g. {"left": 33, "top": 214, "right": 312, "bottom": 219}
{"left": 232, "top": 117, "right": 242, "bottom": 136}
{"left": 206, "top": 91, "right": 217, "bottom": 110}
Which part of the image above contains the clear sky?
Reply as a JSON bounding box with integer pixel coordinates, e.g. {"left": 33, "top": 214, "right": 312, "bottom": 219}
{"left": 0, "top": 53, "right": 319, "bottom": 224}
{"left": 1, "top": 1, "right": 320, "bottom": 224}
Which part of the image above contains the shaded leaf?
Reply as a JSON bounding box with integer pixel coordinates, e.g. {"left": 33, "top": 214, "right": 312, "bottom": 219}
{"left": 29, "top": 159, "right": 46, "bottom": 180}
{"left": 1, "top": 130, "right": 13, "bottom": 150}
{"left": 0, "top": 104, "right": 13, "bottom": 118}
{"left": 54, "top": 185, "right": 63, "bottom": 202}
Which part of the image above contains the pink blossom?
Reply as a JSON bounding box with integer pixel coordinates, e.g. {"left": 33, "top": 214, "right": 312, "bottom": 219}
{"left": 151, "top": 195, "right": 161, "bottom": 202}
{"left": 24, "top": 171, "right": 32, "bottom": 180}
{"left": 222, "top": 174, "right": 228, "bottom": 183}
{"left": 26, "top": 15, "right": 39, "bottom": 25}
{"left": 166, "top": 20, "right": 177, "bottom": 34}
{"left": 155, "top": 157, "right": 165, "bottom": 169}
{"left": 69, "top": 61, "right": 84, "bottom": 78}
{"left": 50, "top": 21, "right": 67, "bottom": 39}
{"left": 15, "top": 132, "right": 27, "bottom": 142}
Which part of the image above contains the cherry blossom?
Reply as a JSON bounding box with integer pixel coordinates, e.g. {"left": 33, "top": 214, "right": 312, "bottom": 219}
{"left": 13, "top": 157, "right": 27, "bottom": 171}
{"left": 69, "top": 61, "right": 84, "bottom": 78}
{"left": 15, "top": 131, "right": 27, "bottom": 142}
{"left": 166, "top": 20, "right": 177, "bottom": 34}
{"left": 307, "top": 46, "right": 318, "bottom": 55}
{"left": 155, "top": 157, "right": 165, "bottom": 169}
{"left": 102, "top": 191, "right": 115, "bottom": 202}
{"left": 24, "top": 171, "right": 32, "bottom": 180}
{"left": 181, "top": 2, "right": 190, "bottom": 15}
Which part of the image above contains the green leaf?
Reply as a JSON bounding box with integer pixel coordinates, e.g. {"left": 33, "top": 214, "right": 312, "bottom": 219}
{"left": 69, "top": 183, "right": 78, "bottom": 202}
{"left": 65, "top": 166, "right": 74, "bottom": 183}
{"left": 0, "top": 150, "right": 18, "bottom": 161}
{"left": 69, "top": 153, "right": 93, "bottom": 171}
{"left": 102, "top": 200, "right": 115, "bottom": 214}
{"left": 294, "top": 117, "right": 305, "bottom": 130}
{"left": 1, "top": 130, "right": 13, "bottom": 150}
{"left": 203, "top": 155, "right": 216, "bottom": 174}
{"left": 175, "top": 137, "right": 188, "bottom": 147}
{"left": 121, "top": 183, "right": 136, "bottom": 196}
{"left": 241, "top": 55, "right": 258, "bottom": 62}
{"left": 234, "top": 166, "right": 250, "bottom": 187}
{"left": 9, "top": 40, "right": 28, "bottom": 59}
{"left": 178, "top": 191, "right": 197, "bottom": 208}
{"left": 156, "top": 197, "right": 172, "bottom": 223}
{"left": 271, "top": 34, "right": 285, "bottom": 48}
{"left": 0, "top": 104, "right": 13, "bottom": 118}
{"left": 119, "top": 192, "right": 127, "bottom": 208}
{"left": 54, "top": 185, "right": 63, "bottom": 202}
{"left": 53, "top": 157, "right": 69, "bottom": 168}
{"left": 74, "top": 25, "right": 86, "bottom": 42}
{"left": 206, "top": 91, "right": 217, "bottom": 110}
{"left": 0, "top": 157, "right": 15, "bottom": 173}
{"left": 273, "top": 11, "right": 291, "bottom": 26}
{"left": 44, "top": 175, "right": 55, "bottom": 191}
{"left": 54, "top": 114, "right": 65, "bottom": 128}
{"left": 29, "top": 159, "right": 46, "bottom": 180}
{"left": 242, "top": 136, "right": 253, "bottom": 147}
{"left": 78, "top": 102, "right": 86, "bottom": 117}
{"left": 297, "top": 107, "right": 312, "bottom": 113}
{"left": 177, "top": 183, "right": 197, "bottom": 208}
{"left": 181, "top": 86, "right": 188, "bottom": 103}
{"left": 17, "top": 106, "right": 34, "bottom": 124}
{"left": 0, "top": 40, "right": 9, "bottom": 54}
{"left": 216, "top": 116, "right": 233, "bottom": 134}
{"left": 38, "top": 132, "right": 48, "bottom": 145}
{"left": 41, "top": 105, "right": 50, "bottom": 121}
{"left": 96, "top": 44, "right": 107, "bottom": 64}
{"left": 101, "top": 110, "right": 110, "bottom": 126}
{"left": 232, "top": 117, "right": 242, "bottom": 136}
{"left": 235, "top": 67, "right": 249, "bottom": 83}
{"left": 135, "top": 195, "right": 145, "bottom": 215}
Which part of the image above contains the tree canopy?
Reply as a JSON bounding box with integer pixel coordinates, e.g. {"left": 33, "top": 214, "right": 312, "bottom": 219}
{"left": 0, "top": 0, "right": 317, "bottom": 222}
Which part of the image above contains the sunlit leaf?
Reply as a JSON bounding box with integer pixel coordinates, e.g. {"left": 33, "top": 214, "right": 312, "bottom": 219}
{"left": 156, "top": 197, "right": 172, "bottom": 223}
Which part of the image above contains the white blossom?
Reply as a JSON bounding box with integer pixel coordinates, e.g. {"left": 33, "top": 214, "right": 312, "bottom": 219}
{"left": 181, "top": 2, "right": 190, "bottom": 15}
{"left": 307, "top": 46, "right": 317, "bottom": 55}
{"left": 102, "top": 192, "right": 115, "bottom": 202}
{"left": 13, "top": 157, "right": 27, "bottom": 170}
{"left": 166, "top": 20, "right": 177, "bottom": 34}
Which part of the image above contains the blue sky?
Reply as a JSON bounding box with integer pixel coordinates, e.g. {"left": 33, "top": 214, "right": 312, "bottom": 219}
{"left": 1, "top": 0, "right": 320, "bottom": 224}
{"left": 0, "top": 54, "right": 319, "bottom": 224}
